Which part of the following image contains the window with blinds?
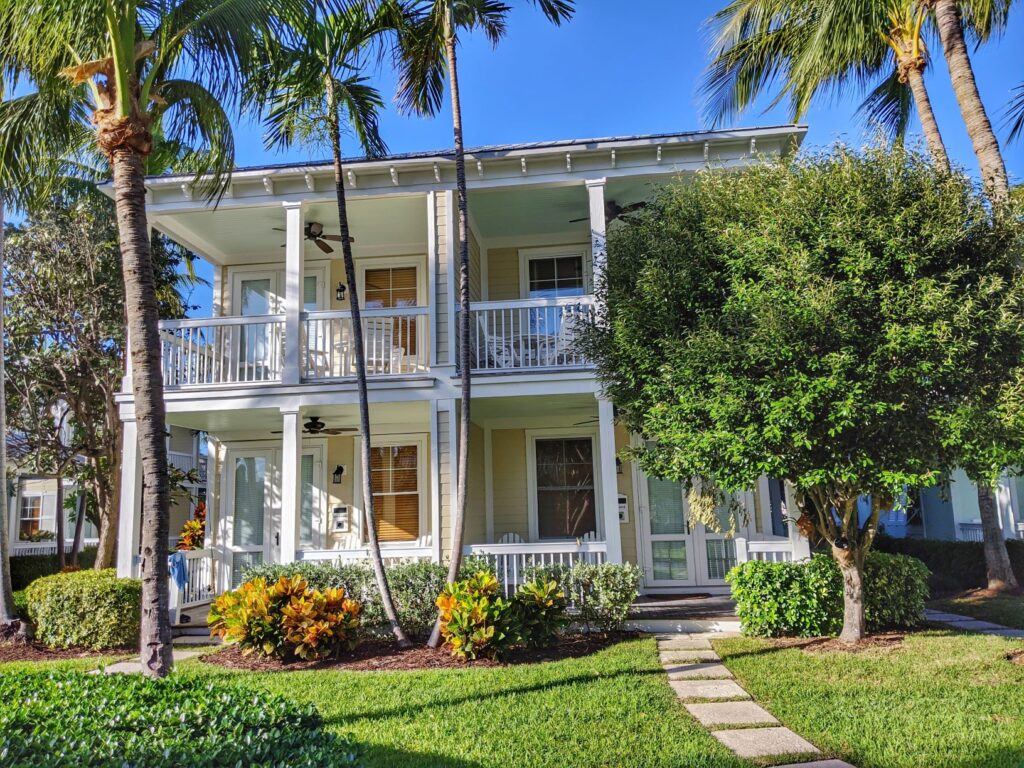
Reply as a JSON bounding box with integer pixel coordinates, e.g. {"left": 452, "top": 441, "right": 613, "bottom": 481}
{"left": 364, "top": 267, "right": 418, "bottom": 355}
{"left": 232, "top": 456, "right": 266, "bottom": 548}
{"left": 370, "top": 445, "right": 419, "bottom": 542}
{"left": 535, "top": 438, "right": 596, "bottom": 539}
{"left": 299, "top": 454, "right": 315, "bottom": 547}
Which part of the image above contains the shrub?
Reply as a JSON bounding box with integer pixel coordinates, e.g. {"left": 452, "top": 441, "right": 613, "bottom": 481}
{"left": 9, "top": 546, "right": 98, "bottom": 590}
{"left": 513, "top": 579, "right": 568, "bottom": 648}
{"left": 873, "top": 534, "right": 1024, "bottom": 595}
{"left": 26, "top": 568, "right": 140, "bottom": 649}
{"left": 569, "top": 562, "right": 642, "bottom": 633}
{"left": 436, "top": 571, "right": 516, "bottom": 659}
{"left": 0, "top": 670, "right": 358, "bottom": 767}
{"left": 12, "top": 590, "right": 28, "bottom": 620}
{"left": 210, "top": 575, "right": 362, "bottom": 660}
{"left": 727, "top": 552, "right": 930, "bottom": 637}
{"left": 386, "top": 560, "right": 450, "bottom": 638}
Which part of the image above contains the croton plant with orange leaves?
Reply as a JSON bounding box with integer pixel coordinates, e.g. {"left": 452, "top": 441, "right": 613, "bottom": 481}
{"left": 209, "top": 575, "right": 362, "bottom": 660}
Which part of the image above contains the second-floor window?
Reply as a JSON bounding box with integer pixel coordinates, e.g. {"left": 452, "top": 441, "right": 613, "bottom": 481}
{"left": 364, "top": 267, "right": 417, "bottom": 309}
{"left": 526, "top": 254, "right": 585, "bottom": 299}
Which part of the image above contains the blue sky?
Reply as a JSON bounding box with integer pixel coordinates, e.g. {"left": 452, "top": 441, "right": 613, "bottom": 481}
{"left": 183, "top": 0, "right": 1023, "bottom": 314}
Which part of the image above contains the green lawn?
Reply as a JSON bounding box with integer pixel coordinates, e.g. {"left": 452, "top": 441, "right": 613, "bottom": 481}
{"left": 176, "top": 638, "right": 745, "bottom": 768}
{"left": 930, "top": 593, "right": 1024, "bottom": 630}
{"left": 715, "top": 630, "right": 1024, "bottom": 768}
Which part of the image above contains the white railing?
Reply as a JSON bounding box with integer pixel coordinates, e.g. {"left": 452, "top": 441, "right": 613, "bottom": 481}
{"left": 302, "top": 307, "right": 429, "bottom": 379}
{"left": 734, "top": 537, "right": 795, "bottom": 564}
{"left": 168, "top": 450, "right": 197, "bottom": 475}
{"left": 159, "top": 314, "right": 285, "bottom": 387}
{"left": 11, "top": 541, "right": 100, "bottom": 557}
{"left": 958, "top": 522, "right": 985, "bottom": 542}
{"left": 298, "top": 546, "right": 433, "bottom": 566}
{"left": 466, "top": 540, "right": 608, "bottom": 597}
{"left": 168, "top": 548, "right": 215, "bottom": 624}
{"left": 462, "top": 297, "right": 595, "bottom": 372}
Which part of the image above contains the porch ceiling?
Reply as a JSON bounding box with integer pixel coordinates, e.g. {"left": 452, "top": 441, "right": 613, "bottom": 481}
{"left": 167, "top": 400, "right": 429, "bottom": 436}
{"left": 470, "top": 393, "right": 598, "bottom": 425}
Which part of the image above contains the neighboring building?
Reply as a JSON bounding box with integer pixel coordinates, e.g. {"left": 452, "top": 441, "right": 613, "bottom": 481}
{"left": 112, "top": 126, "right": 814, "bottom": 606}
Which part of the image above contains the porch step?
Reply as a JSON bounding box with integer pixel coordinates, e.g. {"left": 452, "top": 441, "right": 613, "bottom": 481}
{"left": 172, "top": 625, "right": 211, "bottom": 637}
{"left": 625, "top": 618, "right": 742, "bottom": 634}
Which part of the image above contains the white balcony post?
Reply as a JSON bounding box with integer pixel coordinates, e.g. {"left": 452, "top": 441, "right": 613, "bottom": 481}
{"left": 585, "top": 178, "right": 607, "bottom": 289}
{"left": 282, "top": 201, "right": 305, "bottom": 385}
{"left": 784, "top": 481, "right": 813, "bottom": 561}
{"left": 116, "top": 419, "right": 143, "bottom": 577}
{"left": 597, "top": 396, "right": 623, "bottom": 563}
{"left": 279, "top": 408, "right": 301, "bottom": 564}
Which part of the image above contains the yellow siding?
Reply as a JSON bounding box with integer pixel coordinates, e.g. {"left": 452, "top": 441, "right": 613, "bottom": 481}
{"left": 490, "top": 429, "right": 529, "bottom": 541}
{"left": 438, "top": 407, "right": 452, "bottom": 555}
{"left": 486, "top": 247, "right": 519, "bottom": 300}
{"left": 615, "top": 424, "right": 638, "bottom": 565}
{"left": 326, "top": 436, "right": 357, "bottom": 549}
{"left": 468, "top": 229, "right": 482, "bottom": 302}
{"left": 463, "top": 422, "right": 486, "bottom": 545}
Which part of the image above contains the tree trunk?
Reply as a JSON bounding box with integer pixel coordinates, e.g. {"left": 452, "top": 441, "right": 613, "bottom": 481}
{"left": 0, "top": 194, "right": 21, "bottom": 630}
{"left": 94, "top": 394, "right": 122, "bottom": 569}
{"left": 326, "top": 81, "right": 410, "bottom": 647}
{"left": 833, "top": 546, "right": 866, "bottom": 643}
{"left": 427, "top": 26, "right": 473, "bottom": 650}
{"left": 930, "top": 0, "right": 1010, "bottom": 202}
{"left": 55, "top": 475, "right": 66, "bottom": 569}
{"left": 109, "top": 147, "right": 173, "bottom": 677}
{"left": 70, "top": 489, "right": 86, "bottom": 567}
{"left": 902, "top": 63, "right": 950, "bottom": 170}
{"left": 977, "top": 483, "right": 1019, "bottom": 592}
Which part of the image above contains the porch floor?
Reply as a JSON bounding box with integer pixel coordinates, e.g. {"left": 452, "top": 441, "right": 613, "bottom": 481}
{"left": 628, "top": 595, "right": 738, "bottom": 621}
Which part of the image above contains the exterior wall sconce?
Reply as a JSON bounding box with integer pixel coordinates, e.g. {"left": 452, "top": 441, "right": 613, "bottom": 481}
{"left": 332, "top": 465, "right": 346, "bottom": 484}
{"left": 335, "top": 282, "right": 347, "bottom": 302}
{"left": 616, "top": 457, "right": 623, "bottom": 475}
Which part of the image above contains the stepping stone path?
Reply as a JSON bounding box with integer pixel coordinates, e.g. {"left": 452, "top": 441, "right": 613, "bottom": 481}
{"left": 924, "top": 609, "right": 1024, "bottom": 638}
{"left": 97, "top": 647, "right": 204, "bottom": 675}
{"left": 657, "top": 632, "right": 856, "bottom": 767}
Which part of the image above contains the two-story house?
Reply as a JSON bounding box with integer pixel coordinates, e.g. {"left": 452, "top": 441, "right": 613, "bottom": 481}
{"left": 112, "top": 126, "right": 817, "bottom": 613}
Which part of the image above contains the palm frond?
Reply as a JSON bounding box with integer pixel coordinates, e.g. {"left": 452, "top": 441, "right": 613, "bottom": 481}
{"left": 1004, "top": 83, "right": 1024, "bottom": 145}
{"left": 856, "top": 69, "right": 913, "bottom": 142}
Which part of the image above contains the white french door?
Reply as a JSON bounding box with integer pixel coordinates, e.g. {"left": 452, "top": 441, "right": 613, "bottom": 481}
{"left": 225, "top": 449, "right": 274, "bottom": 587}
{"left": 636, "top": 474, "right": 696, "bottom": 587}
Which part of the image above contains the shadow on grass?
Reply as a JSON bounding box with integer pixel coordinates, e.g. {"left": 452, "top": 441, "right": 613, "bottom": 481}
{"left": 355, "top": 744, "right": 485, "bottom": 768}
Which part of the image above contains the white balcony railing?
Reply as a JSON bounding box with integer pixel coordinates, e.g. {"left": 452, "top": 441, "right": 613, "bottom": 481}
{"left": 958, "top": 522, "right": 985, "bottom": 542}
{"left": 159, "top": 314, "right": 285, "bottom": 387}
{"left": 462, "top": 297, "right": 595, "bottom": 372}
{"left": 466, "top": 540, "right": 608, "bottom": 597}
{"left": 734, "top": 537, "right": 795, "bottom": 564}
{"left": 168, "top": 548, "right": 215, "bottom": 623}
{"left": 302, "top": 307, "right": 429, "bottom": 379}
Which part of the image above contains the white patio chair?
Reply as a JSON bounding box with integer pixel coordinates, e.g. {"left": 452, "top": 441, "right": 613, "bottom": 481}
{"left": 474, "top": 314, "right": 519, "bottom": 369}
{"left": 363, "top": 317, "right": 405, "bottom": 374}
{"left": 540, "top": 305, "right": 585, "bottom": 366}
{"left": 498, "top": 532, "right": 524, "bottom": 544}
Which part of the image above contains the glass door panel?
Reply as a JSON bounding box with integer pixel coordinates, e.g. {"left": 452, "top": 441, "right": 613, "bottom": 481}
{"left": 638, "top": 473, "right": 695, "bottom": 586}
{"left": 238, "top": 278, "right": 274, "bottom": 381}
{"left": 228, "top": 452, "right": 272, "bottom": 587}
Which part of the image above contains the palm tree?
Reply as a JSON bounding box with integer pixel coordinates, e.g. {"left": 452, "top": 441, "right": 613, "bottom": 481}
{"left": 923, "top": 0, "right": 1010, "bottom": 201}
{"left": 1006, "top": 83, "right": 1024, "bottom": 143}
{"left": 263, "top": 1, "right": 413, "bottom": 646}
{"left": 396, "top": 0, "right": 575, "bottom": 648}
{"left": 0, "top": 0, "right": 314, "bottom": 677}
{"left": 702, "top": 0, "right": 950, "bottom": 168}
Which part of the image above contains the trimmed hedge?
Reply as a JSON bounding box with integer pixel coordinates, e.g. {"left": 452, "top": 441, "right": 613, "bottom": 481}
{"left": 10, "top": 546, "right": 98, "bottom": 590}
{"left": 0, "top": 671, "right": 358, "bottom": 767}
{"left": 873, "top": 534, "right": 1024, "bottom": 595}
{"left": 727, "top": 552, "right": 930, "bottom": 637}
{"left": 25, "top": 569, "right": 141, "bottom": 649}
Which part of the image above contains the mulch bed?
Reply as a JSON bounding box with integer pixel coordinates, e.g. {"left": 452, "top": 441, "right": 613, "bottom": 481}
{"left": 0, "top": 639, "right": 133, "bottom": 664}
{"left": 201, "top": 632, "right": 635, "bottom": 672}
{"left": 767, "top": 632, "right": 906, "bottom": 655}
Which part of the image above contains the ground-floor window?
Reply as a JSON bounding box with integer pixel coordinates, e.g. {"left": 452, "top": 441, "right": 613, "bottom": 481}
{"left": 18, "top": 494, "right": 54, "bottom": 541}
{"left": 371, "top": 444, "right": 420, "bottom": 542}
{"left": 534, "top": 437, "right": 596, "bottom": 539}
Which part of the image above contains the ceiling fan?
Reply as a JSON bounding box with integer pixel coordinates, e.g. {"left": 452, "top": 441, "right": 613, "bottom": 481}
{"left": 570, "top": 199, "right": 647, "bottom": 224}
{"left": 273, "top": 221, "right": 353, "bottom": 254}
{"left": 272, "top": 416, "right": 358, "bottom": 436}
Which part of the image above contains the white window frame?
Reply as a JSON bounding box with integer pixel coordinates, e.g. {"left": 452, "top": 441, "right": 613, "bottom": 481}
{"left": 227, "top": 261, "right": 329, "bottom": 315}
{"left": 525, "top": 427, "right": 604, "bottom": 542}
{"left": 16, "top": 492, "right": 55, "bottom": 542}
{"left": 353, "top": 433, "right": 429, "bottom": 548}
{"left": 355, "top": 255, "right": 427, "bottom": 308}
{"left": 517, "top": 245, "right": 592, "bottom": 300}
{"left": 274, "top": 440, "right": 327, "bottom": 551}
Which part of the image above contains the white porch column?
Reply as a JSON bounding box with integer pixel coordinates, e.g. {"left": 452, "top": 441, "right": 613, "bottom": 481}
{"left": 116, "top": 419, "right": 143, "bottom": 577}
{"left": 597, "top": 397, "right": 623, "bottom": 563}
{"left": 783, "top": 481, "right": 813, "bottom": 561}
{"left": 279, "top": 408, "right": 301, "bottom": 564}
{"left": 585, "top": 178, "right": 607, "bottom": 289}
{"left": 282, "top": 201, "right": 305, "bottom": 385}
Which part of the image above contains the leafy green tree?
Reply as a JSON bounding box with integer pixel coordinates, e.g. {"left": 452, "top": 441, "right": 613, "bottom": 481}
{"left": 0, "top": 0, "right": 312, "bottom": 676}
{"left": 262, "top": 1, "right": 413, "bottom": 646}
{"left": 584, "top": 142, "right": 1024, "bottom": 641}
{"left": 395, "top": 0, "right": 575, "bottom": 647}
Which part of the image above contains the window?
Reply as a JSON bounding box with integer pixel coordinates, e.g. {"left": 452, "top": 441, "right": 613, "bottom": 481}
{"left": 534, "top": 437, "right": 596, "bottom": 539}
{"left": 370, "top": 445, "right": 420, "bottom": 542}
{"left": 299, "top": 453, "right": 315, "bottom": 547}
{"left": 526, "top": 254, "right": 585, "bottom": 299}
{"left": 18, "top": 495, "right": 49, "bottom": 541}
{"left": 364, "top": 267, "right": 417, "bottom": 309}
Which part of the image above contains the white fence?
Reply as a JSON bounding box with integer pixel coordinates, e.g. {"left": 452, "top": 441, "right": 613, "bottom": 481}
{"left": 298, "top": 546, "right": 433, "bottom": 567}
{"left": 168, "top": 549, "right": 215, "bottom": 624}
{"left": 733, "top": 538, "right": 795, "bottom": 564}
{"left": 302, "top": 307, "right": 429, "bottom": 379}
{"left": 10, "top": 541, "right": 99, "bottom": 557}
{"left": 462, "top": 297, "right": 595, "bottom": 372}
{"left": 160, "top": 314, "right": 285, "bottom": 386}
{"left": 958, "top": 523, "right": 985, "bottom": 542}
{"left": 465, "top": 540, "right": 608, "bottom": 597}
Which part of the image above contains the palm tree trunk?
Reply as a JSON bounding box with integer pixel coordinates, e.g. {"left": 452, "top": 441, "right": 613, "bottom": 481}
{"left": 903, "top": 64, "right": 950, "bottom": 170}
{"left": 0, "top": 194, "right": 20, "bottom": 630}
{"left": 428, "top": 25, "right": 472, "bottom": 649}
{"left": 109, "top": 146, "right": 173, "bottom": 677}
{"left": 930, "top": 0, "right": 1009, "bottom": 202}
{"left": 326, "top": 81, "right": 410, "bottom": 647}
{"left": 977, "top": 483, "right": 1019, "bottom": 592}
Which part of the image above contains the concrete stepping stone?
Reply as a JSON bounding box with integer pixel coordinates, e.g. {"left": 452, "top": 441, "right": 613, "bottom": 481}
{"left": 948, "top": 619, "right": 1010, "bottom": 632}
{"left": 988, "top": 628, "right": 1024, "bottom": 638}
{"left": 685, "top": 701, "right": 778, "bottom": 727}
{"left": 670, "top": 679, "right": 749, "bottom": 701}
{"left": 173, "top": 635, "right": 220, "bottom": 646}
{"left": 774, "top": 761, "right": 855, "bottom": 768}
{"left": 924, "top": 610, "right": 973, "bottom": 622}
{"left": 664, "top": 662, "right": 734, "bottom": 680}
{"left": 660, "top": 649, "right": 720, "bottom": 663}
{"left": 711, "top": 727, "right": 820, "bottom": 758}
{"left": 657, "top": 637, "right": 713, "bottom": 650}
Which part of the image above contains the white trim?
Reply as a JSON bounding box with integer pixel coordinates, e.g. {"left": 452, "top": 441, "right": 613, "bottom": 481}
{"left": 447, "top": 399, "right": 458, "bottom": 554}
{"left": 355, "top": 254, "right": 428, "bottom": 308}
{"left": 597, "top": 397, "right": 622, "bottom": 562}
{"left": 360, "top": 432, "right": 431, "bottom": 548}
{"left": 524, "top": 426, "right": 603, "bottom": 543}
{"left": 427, "top": 191, "right": 438, "bottom": 367}
{"left": 517, "top": 245, "right": 592, "bottom": 299}
{"left": 430, "top": 400, "right": 442, "bottom": 561}
{"left": 116, "top": 419, "right": 141, "bottom": 578}
{"left": 221, "top": 445, "right": 275, "bottom": 589}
